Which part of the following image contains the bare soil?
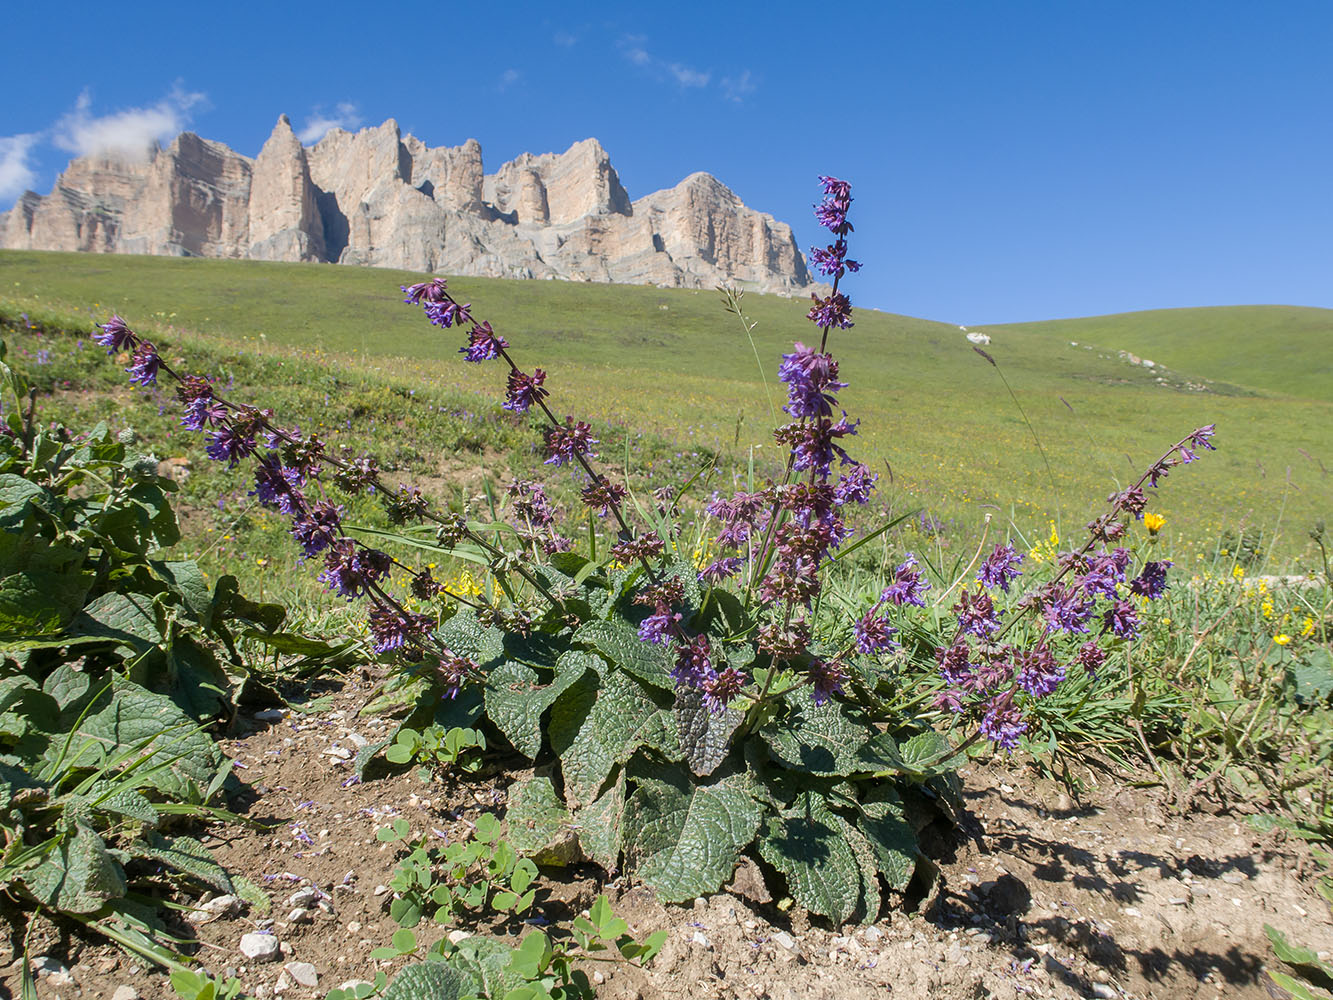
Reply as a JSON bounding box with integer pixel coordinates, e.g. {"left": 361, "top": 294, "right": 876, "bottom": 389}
{"left": 7, "top": 671, "right": 1332, "bottom": 1000}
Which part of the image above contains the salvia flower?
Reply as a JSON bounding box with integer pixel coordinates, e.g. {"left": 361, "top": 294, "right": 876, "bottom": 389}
{"left": 980, "top": 691, "right": 1027, "bottom": 751}
{"left": 436, "top": 653, "right": 476, "bottom": 699}
{"left": 778, "top": 342, "right": 846, "bottom": 418}
{"left": 252, "top": 453, "right": 305, "bottom": 514}
{"left": 1042, "top": 583, "right": 1095, "bottom": 634}
{"left": 426, "top": 300, "right": 471, "bottom": 328}
{"left": 611, "top": 532, "right": 665, "bottom": 564}
{"left": 1016, "top": 644, "right": 1065, "bottom": 698}
{"left": 854, "top": 610, "right": 897, "bottom": 654}
{"left": 833, "top": 463, "right": 877, "bottom": 506}
{"left": 672, "top": 633, "right": 714, "bottom": 689}
{"left": 808, "top": 241, "right": 861, "bottom": 279}
{"left": 94, "top": 315, "right": 139, "bottom": 354}
{"left": 182, "top": 395, "right": 228, "bottom": 432}
{"left": 1075, "top": 640, "right": 1106, "bottom": 678}
{"left": 401, "top": 279, "right": 449, "bottom": 305}
{"left": 126, "top": 343, "right": 162, "bottom": 386}
{"left": 881, "top": 554, "right": 930, "bottom": 607}
{"left": 504, "top": 369, "right": 548, "bottom": 413}
{"left": 1130, "top": 560, "right": 1173, "bottom": 600}
{"left": 698, "top": 556, "right": 743, "bottom": 584}
{"left": 1102, "top": 599, "right": 1140, "bottom": 640}
{"left": 206, "top": 424, "right": 258, "bottom": 468}
{"left": 702, "top": 666, "right": 746, "bottom": 713}
{"left": 806, "top": 292, "right": 854, "bottom": 331}
{"left": 977, "top": 542, "right": 1024, "bottom": 592}
{"left": 955, "top": 587, "right": 1002, "bottom": 638}
{"left": 637, "top": 609, "right": 682, "bottom": 646}
{"left": 809, "top": 658, "right": 849, "bottom": 706}
{"left": 369, "top": 606, "right": 434, "bottom": 654}
{"left": 460, "top": 321, "right": 507, "bottom": 363}
{"left": 581, "top": 479, "right": 628, "bottom": 517}
{"left": 319, "top": 539, "right": 392, "bottom": 600}
{"left": 543, "top": 417, "right": 597, "bottom": 466}
{"left": 291, "top": 501, "right": 343, "bottom": 557}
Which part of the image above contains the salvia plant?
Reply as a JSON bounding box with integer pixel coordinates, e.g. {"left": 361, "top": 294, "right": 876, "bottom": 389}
{"left": 86, "top": 176, "right": 1218, "bottom": 922}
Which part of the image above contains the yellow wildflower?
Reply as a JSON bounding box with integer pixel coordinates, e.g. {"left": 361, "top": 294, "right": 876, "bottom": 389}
{"left": 1047, "top": 521, "right": 1060, "bottom": 546}
{"left": 1261, "top": 599, "right": 1274, "bottom": 618}
{"left": 447, "top": 569, "right": 484, "bottom": 598}
{"left": 1144, "top": 513, "right": 1165, "bottom": 534}
{"left": 1273, "top": 633, "right": 1292, "bottom": 646}
{"left": 1231, "top": 565, "right": 1244, "bottom": 581}
{"left": 1300, "top": 616, "right": 1316, "bottom": 638}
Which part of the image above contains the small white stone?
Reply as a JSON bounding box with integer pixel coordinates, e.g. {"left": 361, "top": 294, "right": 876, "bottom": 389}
{"left": 1091, "top": 985, "right": 1116, "bottom": 999}
{"left": 592, "top": 972, "right": 605, "bottom": 985}
{"left": 373, "top": 885, "right": 390, "bottom": 896}
{"left": 288, "top": 908, "right": 312, "bottom": 924}
{"left": 346, "top": 733, "right": 369, "bottom": 748}
{"left": 240, "top": 932, "right": 282, "bottom": 962}
{"left": 287, "top": 887, "right": 319, "bottom": 907}
{"left": 691, "top": 930, "right": 712, "bottom": 949}
{"left": 285, "top": 962, "right": 319, "bottom": 988}
{"left": 862, "top": 926, "right": 883, "bottom": 942}
{"left": 338, "top": 983, "right": 373, "bottom": 993}
{"left": 773, "top": 931, "right": 797, "bottom": 951}
{"left": 447, "top": 930, "right": 472, "bottom": 945}
{"left": 346, "top": 922, "right": 362, "bottom": 933}
{"left": 111, "top": 987, "right": 139, "bottom": 1000}
{"left": 1122, "top": 907, "right": 1142, "bottom": 917}
{"left": 323, "top": 746, "right": 353, "bottom": 761}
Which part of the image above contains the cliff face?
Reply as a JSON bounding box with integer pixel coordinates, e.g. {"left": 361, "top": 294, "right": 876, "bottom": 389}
{"left": 1, "top": 117, "right": 815, "bottom": 295}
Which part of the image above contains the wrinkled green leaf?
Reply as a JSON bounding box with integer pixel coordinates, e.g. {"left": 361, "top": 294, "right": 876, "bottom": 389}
{"left": 22, "top": 824, "right": 127, "bottom": 914}
{"left": 758, "top": 790, "right": 861, "bottom": 923}
{"left": 857, "top": 786, "right": 918, "bottom": 891}
{"left": 506, "top": 775, "right": 579, "bottom": 866}
{"left": 484, "top": 653, "right": 589, "bottom": 759}
{"left": 764, "top": 699, "right": 899, "bottom": 777}
{"left": 674, "top": 687, "right": 742, "bottom": 777}
{"left": 382, "top": 961, "right": 474, "bottom": 1000}
{"left": 138, "top": 833, "right": 233, "bottom": 893}
{"left": 576, "top": 618, "right": 674, "bottom": 691}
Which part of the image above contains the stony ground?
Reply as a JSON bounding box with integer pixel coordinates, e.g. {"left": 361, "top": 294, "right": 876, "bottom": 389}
{"left": 6, "top": 672, "right": 1332, "bottom": 1000}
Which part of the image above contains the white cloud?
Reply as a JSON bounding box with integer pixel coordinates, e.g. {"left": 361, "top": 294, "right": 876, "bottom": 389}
{"left": 297, "top": 102, "right": 362, "bottom": 144}
{"left": 721, "top": 70, "right": 757, "bottom": 103}
{"left": 553, "top": 29, "right": 578, "bottom": 47}
{"left": 618, "top": 35, "right": 711, "bottom": 91}
{"left": 53, "top": 84, "right": 206, "bottom": 160}
{"left": 0, "top": 133, "right": 39, "bottom": 200}
{"left": 499, "top": 68, "right": 521, "bottom": 91}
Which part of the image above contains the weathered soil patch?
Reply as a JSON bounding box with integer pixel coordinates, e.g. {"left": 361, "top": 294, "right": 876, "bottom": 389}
{"left": 7, "top": 672, "right": 1331, "bottom": 1000}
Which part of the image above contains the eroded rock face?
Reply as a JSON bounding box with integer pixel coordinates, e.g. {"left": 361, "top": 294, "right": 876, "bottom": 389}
{"left": 0, "top": 118, "right": 815, "bottom": 294}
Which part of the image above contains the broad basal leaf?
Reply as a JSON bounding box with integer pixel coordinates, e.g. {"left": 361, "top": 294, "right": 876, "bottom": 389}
{"left": 549, "top": 666, "right": 676, "bottom": 807}
{"left": 382, "top": 961, "right": 474, "bottom": 1000}
{"left": 436, "top": 609, "right": 504, "bottom": 666}
{"left": 758, "top": 790, "right": 861, "bottom": 923}
{"left": 571, "top": 773, "right": 624, "bottom": 872}
{"left": 72, "top": 591, "right": 162, "bottom": 650}
{"left": 857, "top": 785, "right": 918, "bottom": 891}
{"left": 138, "top": 833, "right": 233, "bottom": 893}
{"left": 22, "top": 823, "right": 127, "bottom": 914}
{"left": 506, "top": 775, "right": 580, "bottom": 866}
{"left": 576, "top": 619, "right": 674, "bottom": 691}
{"left": 622, "top": 759, "right": 762, "bottom": 903}
{"left": 764, "top": 698, "right": 900, "bottom": 777}
{"left": 674, "top": 687, "right": 742, "bottom": 777}
{"left": 484, "top": 653, "right": 589, "bottom": 758}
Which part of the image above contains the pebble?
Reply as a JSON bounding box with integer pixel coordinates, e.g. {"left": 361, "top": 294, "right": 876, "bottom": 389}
{"left": 592, "top": 972, "right": 605, "bottom": 985}
{"left": 862, "top": 927, "right": 883, "bottom": 942}
{"left": 254, "top": 709, "right": 284, "bottom": 721}
{"left": 773, "top": 931, "right": 797, "bottom": 951}
{"left": 346, "top": 733, "right": 369, "bottom": 748}
{"left": 288, "top": 887, "right": 320, "bottom": 908}
{"left": 373, "top": 885, "right": 390, "bottom": 896}
{"left": 188, "top": 894, "right": 242, "bottom": 924}
{"left": 240, "top": 932, "right": 282, "bottom": 962}
{"left": 1221, "top": 872, "right": 1245, "bottom": 884}
{"left": 285, "top": 962, "right": 319, "bottom": 988}
{"left": 447, "top": 930, "right": 472, "bottom": 945}
{"left": 32, "top": 957, "right": 75, "bottom": 986}
{"left": 323, "top": 746, "right": 353, "bottom": 761}
{"left": 338, "top": 983, "right": 373, "bottom": 993}
{"left": 347, "top": 922, "right": 362, "bottom": 933}
{"left": 691, "top": 930, "right": 712, "bottom": 949}
{"left": 111, "top": 987, "right": 138, "bottom": 1000}
{"left": 288, "top": 908, "right": 312, "bottom": 923}
{"left": 1091, "top": 985, "right": 1116, "bottom": 999}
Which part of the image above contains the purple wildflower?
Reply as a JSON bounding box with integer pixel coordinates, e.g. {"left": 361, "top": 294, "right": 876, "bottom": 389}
{"left": 833, "top": 463, "right": 877, "bottom": 506}
{"left": 854, "top": 610, "right": 897, "bottom": 654}
{"left": 955, "top": 588, "right": 1001, "bottom": 638}
{"left": 580, "top": 479, "right": 627, "bottom": 517}
{"left": 94, "top": 315, "right": 139, "bottom": 354}
{"left": 319, "top": 539, "right": 392, "bottom": 600}
{"left": 977, "top": 543, "right": 1024, "bottom": 592}
{"left": 638, "top": 609, "right": 682, "bottom": 646}
{"left": 1102, "top": 599, "right": 1140, "bottom": 640}
{"left": 778, "top": 342, "right": 846, "bottom": 418}
{"left": 698, "top": 556, "right": 743, "bottom": 584}
{"left": 401, "top": 279, "right": 448, "bottom": 304}
{"left": 206, "top": 424, "right": 258, "bottom": 467}
{"left": 368, "top": 606, "right": 434, "bottom": 654}
{"left": 881, "top": 554, "right": 931, "bottom": 607}
{"left": 425, "top": 300, "right": 471, "bottom": 328}
{"left": 672, "top": 634, "right": 713, "bottom": 690}
{"left": 806, "top": 292, "right": 854, "bottom": 331}
{"left": 543, "top": 417, "right": 597, "bottom": 466}
{"left": 436, "top": 653, "right": 475, "bottom": 699}
{"left": 775, "top": 414, "right": 858, "bottom": 477}
{"left": 808, "top": 658, "right": 849, "bottom": 707}
{"left": 1130, "top": 560, "right": 1172, "bottom": 600}
{"left": 702, "top": 666, "right": 746, "bottom": 713}
{"left": 291, "top": 501, "right": 343, "bottom": 557}
{"left": 1075, "top": 641, "right": 1106, "bottom": 678}
{"left": 980, "top": 692, "right": 1027, "bottom": 752}
{"left": 504, "top": 368, "right": 548, "bottom": 413}
{"left": 252, "top": 453, "right": 304, "bottom": 514}
{"left": 126, "top": 343, "right": 162, "bottom": 386}
{"left": 459, "top": 321, "right": 507, "bottom": 362}
{"left": 1016, "top": 644, "right": 1066, "bottom": 699}
{"left": 936, "top": 641, "right": 974, "bottom": 687}
{"left": 1042, "top": 584, "right": 1095, "bottom": 634}
{"left": 808, "top": 241, "right": 861, "bottom": 279}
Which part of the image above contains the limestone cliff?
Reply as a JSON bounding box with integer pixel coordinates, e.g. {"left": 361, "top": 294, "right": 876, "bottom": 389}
{"left": 1, "top": 117, "right": 815, "bottom": 295}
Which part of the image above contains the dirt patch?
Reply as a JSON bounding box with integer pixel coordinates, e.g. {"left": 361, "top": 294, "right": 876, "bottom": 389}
{"left": 8, "top": 673, "right": 1331, "bottom": 1000}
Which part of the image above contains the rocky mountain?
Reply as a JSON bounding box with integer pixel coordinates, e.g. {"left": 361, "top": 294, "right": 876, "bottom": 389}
{"left": 0, "top": 116, "right": 816, "bottom": 295}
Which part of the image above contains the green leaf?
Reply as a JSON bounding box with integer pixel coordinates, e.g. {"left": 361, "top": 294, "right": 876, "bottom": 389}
{"left": 622, "top": 760, "right": 762, "bottom": 903}
{"left": 763, "top": 699, "right": 898, "bottom": 777}
{"left": 549, "top": 667, "right": 676, "bottom": 807}
{"left": 571, "top": 775, "right": 624, "bottom": 872}
{"left": 758, "top": 790, "right": 861, "bottom": 923}
{"left": 72, "top": 591, "right": 162, "bottom": 650}
{"left": 0, "top": 570, "right": 91, "bottom": 636}
{"left": 1266, "top": 924, "right": 1333, "bottom": 986}
{"left": 98, "top": 789, "right": 159, "bottom": 825}
{"left": 674, "top": 688, "right": 742, "bottom": 778}
{"left": 138, "top": 833, "right": 233, "bottom": 893}
{"left": 839, "top": 815, "right": 882, "bottom": 923}
{"left": 1265, "top": 969, "right": 1333, "bottom": 1000}
{"left": 507, "top": 931, "right": 553, "bottom": 980}
{"left": 150, "top": 560, "right": 211, "bottom": 624}
{"left": 897, "top": 730, "right": 961, "bottom": 775}
{"left": 0, "top": 474, "right": 50, "bottom": 531}
{"left": 856, "top": 786, "right": 918, "bottom": 891}
{"left": 22, "top": 823, "right": 127, "bottom": 914}
{"left": 382, "top": 961, "right": 473, "bottom": 1000}
{"left": 436, "top": 609, "right": 505, "bottom": 665}
{"left": 1288, "top": 647, "right": 1333, "bottom": 704}
{"left": 576, "top": 619, "right": 674, "bottom": 691}
{"left": 450, "top": 936, "right": 527, "bottom": 999}
{"left": 484, "top": 653, "right": 589, "bottom": 759}
{"left": 506, "top": 775, "right": 579, "bottom": 866}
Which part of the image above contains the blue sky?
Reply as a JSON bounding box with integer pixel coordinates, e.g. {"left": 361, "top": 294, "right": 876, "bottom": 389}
{"left": 2, "top": 0, "right": 1329, "bottom": 324}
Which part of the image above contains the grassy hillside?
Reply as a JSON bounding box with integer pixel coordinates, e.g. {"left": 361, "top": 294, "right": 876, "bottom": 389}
{"left": 1, "top": 249, "right": 1329, "bottom": 566}
{"left": 989, "top": 305, "right": 1333, "bottom": 403}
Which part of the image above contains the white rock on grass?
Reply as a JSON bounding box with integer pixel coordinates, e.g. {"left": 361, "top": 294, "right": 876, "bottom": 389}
{"left": 240, "top": 932, "right": 282, "bottom": 962}
{"left": 285, "top": 962, "right": 319, "bottom": 988}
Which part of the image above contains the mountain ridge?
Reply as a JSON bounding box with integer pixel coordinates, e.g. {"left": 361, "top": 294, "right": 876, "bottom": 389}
{"left": 0, "top": 117, "right": 818, "bottom": 296}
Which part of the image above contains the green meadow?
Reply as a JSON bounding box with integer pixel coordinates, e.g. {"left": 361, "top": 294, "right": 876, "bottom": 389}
{"left": 2, "top": 249, "right": 1330, "bottom": 567}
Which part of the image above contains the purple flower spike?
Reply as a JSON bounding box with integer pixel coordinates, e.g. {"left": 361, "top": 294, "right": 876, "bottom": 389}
{"left": 702, "top": 666, "right": 747, "bottom": 713}
{"left": 205, "top": 424, "right": 258, "bottom": 468}
{"left": 401, "top": 278, "right": 449, "bottom": 304}
{"left": 126, "top": 343, "right": 162, "bottom": 386}
{"left": 881, "top": 554, "right": 930, "bottom": 607}
{"left": 1102, "top": 599, "right": 1140, "bottom": 640}
{"left": 778, "top": 342, "right": 846, "bottom": 418}
{"left": 854, "top": 611, "right": 897, "bottom": 654}
{"left": 1130, "top": 560, "right": 1172, "bottom": 600}
{"left": 809, "top": 658, "right": 849, "bottom": 707}
{"left": 369, "top": 606, "right": 434, "bottom": 654}
{"left": 980, "top": 692, "right": 1027, "bottom": 751}
{"left": 672, "top": 634, "right": 714, "bottom": 690}
{"left": 504, "top": 368, "right": 548, "bottom": 413}
{"left": 977, "top": 542, "right": 1024, "bottom": 592}
{"left": 436, "top": 653, "right": 475, "bottom": 699}
{"left": 1016, "top": 645, "right": 1065, "bottom": 699}
{"left": 319, "top": 539, "right": 392, "bottom": 600}
{"left": 806, "top": 292, "right": 854, "bottom": 331}
{"left": 698, "top": 556, "right": 743, "bottom": 584}
{"left": 543, "top": 417, "right": 597, "bottom": 466}
{"left": 459, "top": 321, "right": 507, "bottom": 362}
{"left": 291, "top": 500, "right": 343, "bottom": 557}
{"left": 94, "top": 315, "right": 139, "bottom": 354}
